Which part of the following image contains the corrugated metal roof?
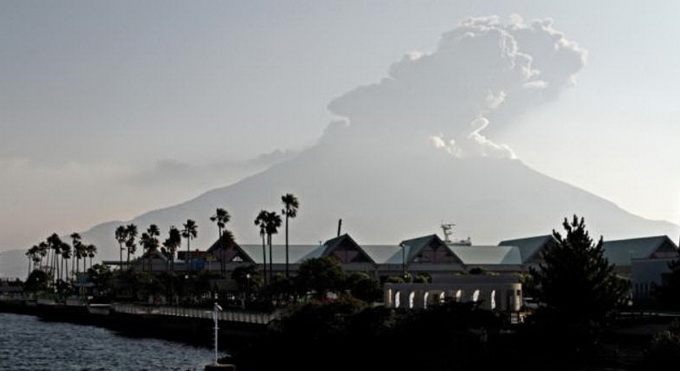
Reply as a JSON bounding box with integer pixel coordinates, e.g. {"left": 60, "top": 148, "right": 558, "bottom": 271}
{"left": 499, "top": 235, "right": 554, "bottom": 263}
{"left": 239, "top": 244, "right": 323, "bottom": 264}
{"left": 218, "top": 235, "right": 677, "bottom": 269}
{"left": 365, "top": 245, "right": 402, "bottom": 264}
{"left": 450, "top": 245, "right": 522, "bottom": 265}
{"left": 237, "top": 241, "right": 524, "bottom": 266}
{"left": 602, "top": 236, "right": 678, "bottom": 266}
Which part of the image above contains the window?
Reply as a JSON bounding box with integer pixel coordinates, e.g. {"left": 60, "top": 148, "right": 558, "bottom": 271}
{"left": 472, "top": 290, "right": 480, "bottom": 302}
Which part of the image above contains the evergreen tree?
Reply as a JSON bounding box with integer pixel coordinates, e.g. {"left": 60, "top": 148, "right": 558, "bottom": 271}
{"left": 653, "top": 259, "right": 680, "bottom": 310}
{"left": 529, "top": 215, "right": 630, "bottom": 325}
{"left": 295, "top": 256, "right": 346, "bottom": 299}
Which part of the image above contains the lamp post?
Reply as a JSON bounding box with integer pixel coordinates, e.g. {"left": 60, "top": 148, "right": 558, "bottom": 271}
{"left": 212, "top": 302, "right": 222, "bottom": 365}
{"left": 243, "top": 273, "right": 251, "bottom": 310}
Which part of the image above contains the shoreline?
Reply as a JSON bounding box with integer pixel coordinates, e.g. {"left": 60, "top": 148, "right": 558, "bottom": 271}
{"left": 0, "top": 299, "right": 269, "bottom": 352}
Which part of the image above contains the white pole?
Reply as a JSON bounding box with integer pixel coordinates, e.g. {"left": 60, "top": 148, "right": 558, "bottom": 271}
{"left": 213, "top": 302, "right": 222, "bottom": 365}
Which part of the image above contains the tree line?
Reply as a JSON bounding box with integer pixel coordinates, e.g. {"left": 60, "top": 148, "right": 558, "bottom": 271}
{"left": 108, "top": 192, "right": 299, "bottom": 280}
{"left": 24, "top": 232, "right": 98, "bottom": 291}
{"left": 23, "top": 192, "right": 299, "bottom": 299}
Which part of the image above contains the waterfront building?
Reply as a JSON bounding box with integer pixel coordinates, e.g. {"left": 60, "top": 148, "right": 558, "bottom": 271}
{"left": 101, "top": 226, "right": 679, "bottom": 307}
{"left": 0, "top": 278, "right": 23, "bottom": 300}
{"left": 384, "top": 274, "right": 523, "bottom": 313}
{"left": 206, "top": 232, "right": 527, "bottom": 281}
{"left": 500, "top": 234, "right": 679, "bottom": 304}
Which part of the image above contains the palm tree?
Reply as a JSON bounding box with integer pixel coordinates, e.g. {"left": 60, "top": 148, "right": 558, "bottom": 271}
{"left": 163, "top": 226, "right": 181, "bottom": 272}
{"left": 254, "top": 210, "right": 269, "bottom": 284}
{"left": 210, "top": 208, "right": 230, "bottom": 237}
{"left": 37, "top": 241, "right": 48, "bottom": 271}
{"left": 139, "top": 232, "right": 151, "bottom": 272}
{"left": 140, "top": 225, "right": 160, "bottom": 272}
{"left": 60, "top": 242, "right": 72, "bottom": 283}
{"left": 210, "top": 207, "right": 231, "bottom": 275}
{"left": 148, "top": 224, "right": 160, "bottom": 238}
{"left": 125, "top": 224, "right": 138, "bottom": 268}
{"left": 181, "top": 219, "right": 198, "bottom": 270}
{"left": 47, "top": 233, "right": 63, "bottom": 284}
{"left": 31, "top": 252, "right": 41, "bottom": 274}
{"left": 79, "top": 241, "right": 88, "bottom": 274}
{"left": 25, "top": 248, "right": 32, "bottom": 276}
{"left": 281, "top": 193, "right": 299, "bottom": 278}
{"left": 41, "top": 240, "right": 51, "bottom": 274}
{"left": 265, "top": 211, "right": 282, "bottom": 283}
{"left": 86, "top": 244, "right": 97, "bottom": 270}
{"left": 115, "top": 225, "right": 127, "bottom": 270}
{"left": 26, "top": 245, "right": 39, "bottom": 277}
{"left": 71, "top": 233, "right": 83, "bottom": 277}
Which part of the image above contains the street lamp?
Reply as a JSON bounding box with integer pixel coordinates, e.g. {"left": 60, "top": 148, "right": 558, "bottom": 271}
{"left": 243, "top": 273, "right": 251, "bottom": 310}
{"left": 212, "top": 302, "right": 223, "bottom": 366}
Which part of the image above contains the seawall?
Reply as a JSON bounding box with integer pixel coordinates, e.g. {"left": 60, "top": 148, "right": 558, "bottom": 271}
{"left": 0, "top": 299, "right": 270, "bottom": 352}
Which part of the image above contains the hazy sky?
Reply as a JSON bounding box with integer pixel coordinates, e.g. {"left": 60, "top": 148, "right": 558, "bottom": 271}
{"left": 1, "top": 0, "right": 679, "bottom": 251}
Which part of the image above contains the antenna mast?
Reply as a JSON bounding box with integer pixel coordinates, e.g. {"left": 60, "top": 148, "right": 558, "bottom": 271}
{"left": 441, "top": 222, "right": 455, "bottom": 244}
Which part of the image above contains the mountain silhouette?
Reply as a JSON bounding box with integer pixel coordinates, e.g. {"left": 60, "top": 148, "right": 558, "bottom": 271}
{"left": 73, "top": 140, "right": 678, "bottom": 263}
{"left": 4, "top": 16, "right": 678, "bottom": 275}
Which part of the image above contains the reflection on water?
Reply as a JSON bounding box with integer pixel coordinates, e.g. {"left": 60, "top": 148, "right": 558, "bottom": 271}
{"left": 0, "top": 313, "right": 214, "bottom": 371}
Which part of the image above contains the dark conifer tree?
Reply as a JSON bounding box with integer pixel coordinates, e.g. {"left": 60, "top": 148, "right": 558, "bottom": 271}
{"left": 653, "top": 259, "right": 680, "bottom": 310}
{"left": 529, "top": 215, "right": 630, "bottom": 325}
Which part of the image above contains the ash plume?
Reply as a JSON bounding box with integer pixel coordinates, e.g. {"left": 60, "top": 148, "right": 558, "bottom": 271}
{"left": 325, "top": 15, "right": 587, "bottom": 159}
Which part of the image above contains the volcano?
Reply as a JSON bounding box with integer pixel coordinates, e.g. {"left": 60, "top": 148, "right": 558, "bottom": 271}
{"left": 64, "top": 16, "right": 680, "bottom": 261}
{"left": 77, "top": 139, "right": 678, "bottom": 263}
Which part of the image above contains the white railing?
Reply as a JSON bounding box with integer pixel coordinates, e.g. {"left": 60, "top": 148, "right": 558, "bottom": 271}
{"left": 110, "top": 303, "right": 276, "bottom": 324}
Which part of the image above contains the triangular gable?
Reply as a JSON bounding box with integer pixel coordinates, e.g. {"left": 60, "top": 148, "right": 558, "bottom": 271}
{"left": 650, "top": 237, "right": 679, "bottom": 258}
{"left": 218, "top": 246, "right": 254, "bottom": 263}
{"left": 207, "top": 234, "right": 255, "bottom": 263}
{"left": 206, "top": 233, "right": 238, "bottom": 252}
{"left": 321, "top": 234, "right": 375, "bottom": 264}
{"left": 400, "top": 234, "right": 462, "bottom": 264}
{"left": 603, "top": 235, "right": 679, "bottom": 266}
{"left": 499, "top": 235, "right": 557, "bottom": 264}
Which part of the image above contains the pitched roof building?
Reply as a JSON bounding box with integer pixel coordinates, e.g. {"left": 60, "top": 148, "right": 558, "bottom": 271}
{"left": 499, "top": 235, "right": 558, "bottom": 265}
{"left": 107, "top": 226, "right": 677, "bottom": 307}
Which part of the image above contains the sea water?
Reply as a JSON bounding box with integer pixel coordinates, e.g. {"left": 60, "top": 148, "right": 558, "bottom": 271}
{"left": 0, "top": 312, "right": 215, "bottom": 371}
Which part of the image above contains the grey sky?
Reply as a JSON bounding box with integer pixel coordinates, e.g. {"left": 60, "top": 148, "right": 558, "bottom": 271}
{"left": 1, "top": 0, "right": 679, "bottom": 250}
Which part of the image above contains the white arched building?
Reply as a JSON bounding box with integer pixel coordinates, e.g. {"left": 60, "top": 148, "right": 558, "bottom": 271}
{"left": 384, "top": 275, "right": 522, "bottom": 312}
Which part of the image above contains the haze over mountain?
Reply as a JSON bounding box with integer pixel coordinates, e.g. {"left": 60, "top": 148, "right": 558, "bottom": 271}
{"left": 75, "top": 16, "right": 678, "bottom": 261}
{"left": 3, "top": 15, "right": 677, "bottom": 276}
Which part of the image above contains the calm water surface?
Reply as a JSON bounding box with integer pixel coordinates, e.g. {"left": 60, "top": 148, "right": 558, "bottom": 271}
{"left": 0, "top": 313, "right": 216, "bottom": 371}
